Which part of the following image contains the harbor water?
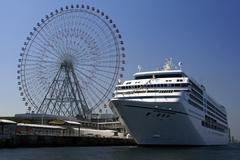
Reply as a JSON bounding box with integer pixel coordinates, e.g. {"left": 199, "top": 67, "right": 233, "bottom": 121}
{"left": 0, "top": 144, "right": 239, "bottom": 160}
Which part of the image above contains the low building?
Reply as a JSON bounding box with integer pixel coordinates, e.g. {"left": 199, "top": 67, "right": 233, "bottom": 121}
{"left": 0, "top": 119, "right": 17, "bottom": 139}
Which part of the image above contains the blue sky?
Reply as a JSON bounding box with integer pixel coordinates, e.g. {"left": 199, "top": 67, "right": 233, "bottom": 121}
{"left": 0, "top": 0, "right": 239, "bottom": 139}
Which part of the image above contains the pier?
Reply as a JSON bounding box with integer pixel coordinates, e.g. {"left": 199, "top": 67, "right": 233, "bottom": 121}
{"left": 0, "top": 119, "right": 135, "bottom": 148}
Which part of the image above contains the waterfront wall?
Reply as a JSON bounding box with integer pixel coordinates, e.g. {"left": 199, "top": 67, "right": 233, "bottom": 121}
{"left": 0, "top": 135, "right": 135, "bottom": 148}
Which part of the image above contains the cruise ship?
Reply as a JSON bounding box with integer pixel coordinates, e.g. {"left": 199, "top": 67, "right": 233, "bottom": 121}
{"left": 110, "top": 58, "right": 229, "bottom": 145}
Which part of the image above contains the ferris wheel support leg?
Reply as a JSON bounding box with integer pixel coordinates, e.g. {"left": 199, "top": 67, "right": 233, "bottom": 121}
{"left": 72, "top": 69, "right": 90, "bottom": 118}
{"left": 37, "top": 67, "right": 62, "bottom": 114}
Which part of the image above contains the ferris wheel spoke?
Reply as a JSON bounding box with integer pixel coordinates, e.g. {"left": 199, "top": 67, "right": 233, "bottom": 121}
{"left": 25, "top": 78, "right": 49, "bottom": 94}
{"left": 82, "top": 88, "right": 96, "bottom": 109}
{"left": 60, "top": 16, "right": 74, "bottom": 51}
{"left": 76, "top": 66, "right": 114, "bottom": 80}
{"left": 100, "top": 43, "right": 118, "bottom": 52}
{"left": 85, "top": 77, "right": 109, "bottom": 96}
{"left": 86, "top": 65, "right": 117, "bottom": 75}
{"left": 42, "top": 21, "right": 66, "bottom": 52}
{"left": 95, "top": 59, "right": 120, "bottom": 64}
{"left": 24, "top": 64, "right": 58, "bottom": 75}
{"left": 46, "top": 21, "right": 69, "bottom": 57}
{"left": 24, "top": 58, "right": 58, "bottom": 64}
{"left": 78, "top": 47, "right": 119, "bottom": 61}
{"left": 87, "top": 90, "right": 101, "bottom": 108}
{"left": 25, "top": 55, "right": 55, "bottom": 63}
{"left": 35, "top": 34, "right": 53, "bottom": 50}
{"left": 67, "top": 38, "right": 98, "bottom": 60}
{"left": 86, "top": 83, "right": 104, "bottom": 104}
{"left": 74, "top": 68, "right": 92, "bottom": 81}
{"left": 24, "top": 72, "right": 57, "bottom": 88}
{"left": 66, "top": 16, "right": 79, "bottom": 51}
{"left": 31, "top": 37, "right": 62, "bottom": 59}
{"left": 76, "top": 36, "right": 116, "bottom": 58}
{"left": 74, "top": 19, "right": 108, "bottom": 57}
{"left": 74, "top": 68, "right": 109, "bottom": 93}
{"left": 24, "top": 71, "right": 56, "bottom": 81}
{"left": 96, "top": 67, "right": 119, "bottom": 74}
{"left": 27, "top": 50, "right": 58, "bottom": 62}
{"left": 23, "top": 68, "right": 58, "bottom": 86}
{"left": 93, "top": 53, "right": 118, "bottom": 60}
{"left": 76, "top": 62, "right": 119, "bottom": 69}
{"left": 83, "top": 13, "right": 110, "bottom": 38}
{"left": 34, "top": 35, "right": 63, "bottom": 60}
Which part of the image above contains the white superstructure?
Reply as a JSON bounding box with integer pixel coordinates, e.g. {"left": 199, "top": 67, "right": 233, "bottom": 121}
{"left": 110, "top": 58, "right": 229, "bottom": 145}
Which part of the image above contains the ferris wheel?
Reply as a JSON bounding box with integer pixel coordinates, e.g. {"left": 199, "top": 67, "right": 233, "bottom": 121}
{"left": 17, "top": 4, "right": 125, "bottom": 118}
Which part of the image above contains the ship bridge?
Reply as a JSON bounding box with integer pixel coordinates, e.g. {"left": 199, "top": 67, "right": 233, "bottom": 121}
{"left": 134, "top": 70, "right": 186, "bottom": 80}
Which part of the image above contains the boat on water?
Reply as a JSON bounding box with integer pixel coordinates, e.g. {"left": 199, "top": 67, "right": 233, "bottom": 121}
{"left": 110, "top": 58, "right": 229, "bottom": 145}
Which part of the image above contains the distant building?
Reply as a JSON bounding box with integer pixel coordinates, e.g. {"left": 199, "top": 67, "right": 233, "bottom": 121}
{"left": 231, "top": 136, "right": 240, "bottom": 144}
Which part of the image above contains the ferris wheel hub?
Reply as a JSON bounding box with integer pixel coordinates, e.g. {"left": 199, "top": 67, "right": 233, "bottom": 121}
{"left": 61, "top": 60, "right": 74, "bottom": 70}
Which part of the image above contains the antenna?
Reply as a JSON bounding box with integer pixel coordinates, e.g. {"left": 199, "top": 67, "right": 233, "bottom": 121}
{"left": 178, "top": 62, "right": 183, "bottom": 70}
{"left": 118, "top": 79, "right": 121, "bottom": 84}
{"left": 137, "top": 65, "right": 142, "bottom": 72}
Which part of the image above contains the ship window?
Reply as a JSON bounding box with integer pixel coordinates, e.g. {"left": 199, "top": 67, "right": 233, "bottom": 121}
{"left": 155, "top": 74, "right": 183, "bottom": 78}
{"left": 135, "top": 73, "right": 185, "bottom": 80}
{"left": 156, "top": 113, "right": 161, "bottom": 117}
{"left": 145, "top": 112, "right": 151, "bottom": 116}
{"left": 174, "top": 90, "right": 181, "bottom": 92}
{"left": 175, "top": 84, "right": 180, "bottom": 87}
{"left": 189, "top": 80, "right": 203, "bottom": 94}
{"left": 188, "top": 99, "right": 203, "bottom": 111}
{"left": 181, "top": 83, "right": 188, "bottom": 87}
{"left": 135, "top": 75, "right": 153, "bottom": 80}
